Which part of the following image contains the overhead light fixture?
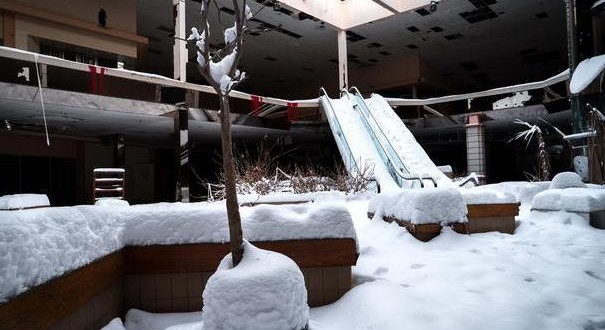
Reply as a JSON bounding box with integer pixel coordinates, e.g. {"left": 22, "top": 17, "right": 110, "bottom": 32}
{"left": 429, "top": 0, "right": 440, "bottom": 12}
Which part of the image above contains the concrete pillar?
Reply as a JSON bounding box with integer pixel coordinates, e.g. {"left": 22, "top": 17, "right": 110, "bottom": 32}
{"left": 466, "top": 114, "right": 487, "bottom": 184}
{"left": 173, "top": 0, "right": 187, "bottom": 82}
{"left": 337, "top": 29, "right": 348, "bottom": 91}
{"left": 412, "top": 85, "right": 421, "bottom": 119}
{"left": 174, "top": 103, "right": 190, "bottom": 202}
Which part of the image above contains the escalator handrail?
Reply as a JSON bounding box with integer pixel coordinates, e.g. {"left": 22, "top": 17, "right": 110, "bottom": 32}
{"left": 346, "top": 88, "right": 438, "bottom": 188}
{"left": 319, "top": 88, "right": 361, "bottom": 175}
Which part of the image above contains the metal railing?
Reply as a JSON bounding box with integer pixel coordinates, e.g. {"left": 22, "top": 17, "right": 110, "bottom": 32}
{"left": 351, "top": 88, "right": 481, "bottom": 187}
{"left": 346, "top": 88, "right": 436, "bottom": 188}
{"left": 319, "top": 88, "right": 380, "bottom": 192}
{"left": 319, "top": 88, "right": 362, "bottom": 175}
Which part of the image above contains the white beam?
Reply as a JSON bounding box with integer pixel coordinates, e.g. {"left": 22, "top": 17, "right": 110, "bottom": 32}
{"left": 338, "top": 29, "right": 348, "bottom": 90}
{"left": 173, "top": 0, "right": 187, "bottom": 82}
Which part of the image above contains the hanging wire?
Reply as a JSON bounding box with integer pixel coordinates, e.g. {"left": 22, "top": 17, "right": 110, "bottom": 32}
{"left": 33, "top": 54, "right": 50, "bottom": 146}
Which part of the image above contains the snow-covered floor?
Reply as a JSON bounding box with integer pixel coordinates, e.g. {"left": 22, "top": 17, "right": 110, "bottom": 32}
{"left": 114, "top": 191, "right": 605, "bottom": 330}
{"left": 310, "top": 199, "right": 605, "bottom": 330}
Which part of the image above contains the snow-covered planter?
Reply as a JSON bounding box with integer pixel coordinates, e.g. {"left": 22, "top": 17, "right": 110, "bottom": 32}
{"left": 368, "top": 188, "right": 467, "bottom": 241}
{"left": 0, "top": 201, "right": 356, "bottom": 329}
{"left": 531, "top": 187, "right": 605, "bottom": 229}
{"left": 202, "top": 241, "right": 309, "bottom": 330}
{"left": 455, "top": 188, "right": 519, "bottom": 234}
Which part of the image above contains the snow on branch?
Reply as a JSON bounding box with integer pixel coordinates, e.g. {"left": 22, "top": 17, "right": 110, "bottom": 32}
{"left": 188, "top": 0, "right": 252, "bottom": 96}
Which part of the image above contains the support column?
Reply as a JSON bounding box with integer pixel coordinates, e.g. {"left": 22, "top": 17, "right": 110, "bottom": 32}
{"left": 565, "top": 0, "right": 586, "bottom": 135}
{"left": 112, "top": 135, "right": 125, "bottom": 168}
{"left": 337, "top": 29, "right": 348, "bottom": 91}
{"left": 466, "top": 114, "right": 487, "bottom": 185}
{"left": 174, "top": 103, "right": 190, "bottom": 202}
{"left": 412, "top": 85, "right": 420, "bottom": 119}
{"left": 39, "top": 64, "right": 48, "bottom": 88}
{"left": 173, "top": 0, "right": 187, "bottom": 82}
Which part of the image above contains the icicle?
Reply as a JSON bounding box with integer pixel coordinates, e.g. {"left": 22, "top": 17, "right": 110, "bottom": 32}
{"left": 33, "top": 54, "right": 50, "bottom": 147}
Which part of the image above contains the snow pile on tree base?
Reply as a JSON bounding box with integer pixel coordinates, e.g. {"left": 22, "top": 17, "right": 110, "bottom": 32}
{"left": 368, "top": 188, "right": 467, "bottom": 224}
{"left": 202, "top": 241, "right": 309, "bottom": 330}
{"left": 0, "top": 194, "right": 50, "bottom": 210}
{"left": 549, "top": 171, "right": 586, "bottom": 189}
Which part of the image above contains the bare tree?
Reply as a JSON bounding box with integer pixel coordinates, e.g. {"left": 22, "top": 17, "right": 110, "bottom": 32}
{"left": 510, "top": 119, "right": 551, "bottom": 181}
{"left": 188, "top": 0, "right": 252, "bottom": 266}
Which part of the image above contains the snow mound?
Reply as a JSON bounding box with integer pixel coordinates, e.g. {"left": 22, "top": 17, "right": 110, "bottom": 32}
{"left": 550, "top": 172, "right": 586, "bottom": 189}
{"left": 569, "top": 54, "right": 605, "bottom": 94}
{"left": 0, "top": 194, "right": 50, "bottom": 210}
{"left": 245, "top": 202, "right": 356, "bottom": 241}
{"left": 0, "top": 206, "right": 123, "bottom": 302}
{"left": 124, "top": 201, "right": 356, "bottom": 246}
{"left": 532, "top": 188, "right": 605, "bottom": 212}
{"left": 369, "top": 188, "right": 467, "bottom": 224}
{"left": 125, "top": 309, "right": 202, "bottom": 330}
{"left": 459, "top": 188, "right": 518, "bottom": 205}
{"left": 477, "top": 181, "right": 549, "bottom": 206}
{"left": 123, "top": 202, "right": 231, "bottom": 245}
{"left": 100, "top": 318, "right": 127, "bottom": 330}
{"left": 95, "top": 198, "right": 130, "bottom": 207}
{"left": 202, "top": 241, "right": 309, "bottom": 330}
{"left": 238, "top": 191, "right": 346, "bottom": 205}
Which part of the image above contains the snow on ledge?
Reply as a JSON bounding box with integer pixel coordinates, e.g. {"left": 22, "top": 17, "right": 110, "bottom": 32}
{"left": 569, "top": 54, "right": 605, "bottom": 94}
{"left": 368, "top": 188, "right": 467, "bottom": 224}
{"left": 0, "top": 194, "right": 50, "bottom": 210}
{"left": 238, "top": 191, "right": 347, "bottom": 205}
{"left": 124, "top": 201, "right": 356, "bottom": 246}
{"left": 531, "top": 188, "right": 605, "bottom": 213}
{"left": 459, "top": 188, "right": 518, "bottom": 205}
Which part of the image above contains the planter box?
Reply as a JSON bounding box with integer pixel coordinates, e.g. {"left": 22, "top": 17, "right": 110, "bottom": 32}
{"left": 531, "top": 208, "right": 605, "bottom": 230}
{"left": 383, "top": 216, "right": 443, "bottom": 242}
{"left": 0, "top": 239, "right": 358, "bottom": 330}
{"left": 453, "top": 203, "right": 519, "bottom": 235}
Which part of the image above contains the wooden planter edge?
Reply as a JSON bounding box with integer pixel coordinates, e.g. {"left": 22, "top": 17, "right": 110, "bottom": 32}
{"left": 0, "top": 238, "right": 358, "bottom": 329}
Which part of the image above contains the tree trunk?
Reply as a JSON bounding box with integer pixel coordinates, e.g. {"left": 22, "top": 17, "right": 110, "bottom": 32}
{"left": 219, "top": 95, "right": 244, "bottom": 266}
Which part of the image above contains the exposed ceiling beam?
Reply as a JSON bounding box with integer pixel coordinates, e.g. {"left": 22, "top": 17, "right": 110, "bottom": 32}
{"left": 370, "top": 0, "right": 400, "bottom": 14}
